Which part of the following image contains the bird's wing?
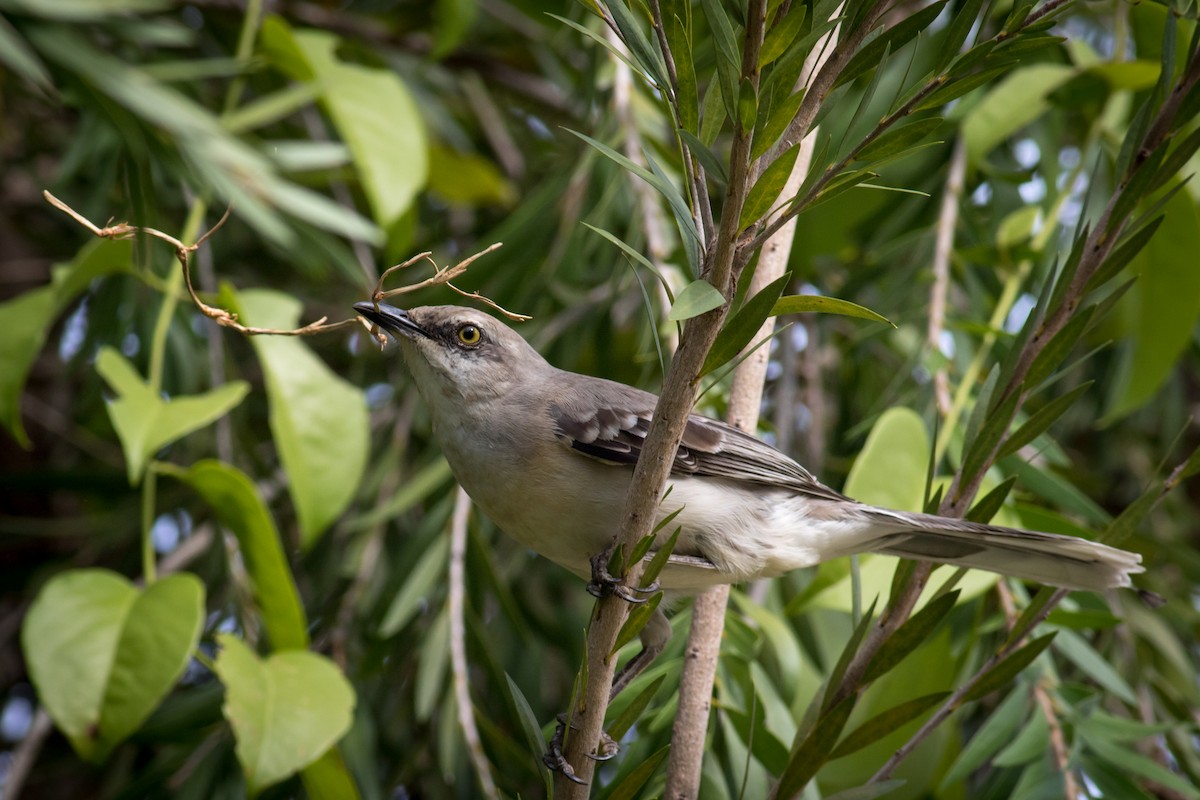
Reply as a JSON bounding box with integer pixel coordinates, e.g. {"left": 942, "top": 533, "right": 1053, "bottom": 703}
{"left": 546, "top": 378, "right": 848, "bottom": 503}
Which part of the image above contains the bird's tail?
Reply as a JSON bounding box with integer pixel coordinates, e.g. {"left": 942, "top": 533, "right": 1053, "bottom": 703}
{"left": 850, "top": 507, "right": 1143, "bottom": 592}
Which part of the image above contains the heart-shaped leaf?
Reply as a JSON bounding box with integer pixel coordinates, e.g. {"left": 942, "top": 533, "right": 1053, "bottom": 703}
{"left": 233, "top": 288, "right": 368, "bottom": 548}
{"left": 22, "top": 569, "right": 205, "bottom": 762}
{"left": 215, "top": 634, "right": 355, "bottom": 796}
{"left": 96, "top": 347, "right": 249, "bottom": 485}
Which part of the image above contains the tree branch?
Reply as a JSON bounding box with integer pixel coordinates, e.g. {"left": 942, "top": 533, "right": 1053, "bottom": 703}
{"left": 553, "top": 1, "right": 769, "bottom": 793}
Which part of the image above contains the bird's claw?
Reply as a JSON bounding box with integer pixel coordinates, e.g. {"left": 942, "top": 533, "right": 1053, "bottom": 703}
{"left": 542, "top": 713, "right": 621, "bottom": 781}
{"left": 543, "top": 714, "right": 587, "bottom": 785}
{"left": 587, "top": 551, "right": 659, "bottom": 604}
{"left": 588, "top": 729, "right": 620, "bottom": 762}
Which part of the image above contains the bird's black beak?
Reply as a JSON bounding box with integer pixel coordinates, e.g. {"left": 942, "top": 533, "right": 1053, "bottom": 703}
{"left": 353, "top": 302, "right": 432, "bottom": 341}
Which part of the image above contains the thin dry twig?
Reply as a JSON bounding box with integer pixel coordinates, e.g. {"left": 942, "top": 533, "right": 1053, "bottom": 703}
{"left": 44, "top": 191, "right": 523, "bottom": 336}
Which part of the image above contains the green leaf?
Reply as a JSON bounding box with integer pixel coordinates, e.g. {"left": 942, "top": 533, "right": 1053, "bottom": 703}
{"left": 1080, "top": 731, "right": 1200, "bottom": 799}
{"left": 606, "top": 674, "right": 666, "bottom": 742}
{"left": 505, "top": 673, "right": 552, "bottom": 796}
{"left": 605, "top": 0, "right": 670, "bottom": 91}
{"left": 760, "top": 3, "right": 807, "bottom": 66}
{"left": 935, "top": 0, "right": 984, "bottom": 70}
{"left": 940, "top": 687, "right": 1029, "bottom": 787}
{"left": 845, "top": 407, "right": 929, "bottom": 511}
{"left": 96, "top": 347, "right": 249, "bottom": 485}
{"left": 300, "top": 748, "right": 361, "bottom": 800}
{"left": 835, "top": 0, "right": 949, "bottom": 89}
{"left": 678, "top": 127, "right": 728, "bottom": 183}
{"left": 235, "top": 289, "right": 368, "bottom": 547}
{"left": 996, "top": 206, "right": 1042, "bottom": 251}
{"left": 962, "top": 64, "right": 1075, "bottom": 163}
{"left": 915, "top": 66, "right": 1010, "bottom": 112}
{"left": 857, "top": 118, "right": 943, "bottom": 162}
{"left": 164, "top": 460, "right": 309, "bottom": 650}
{"left": 665, "top": 12, "right": 699, "bottom": 133}
{"left": 997, "top": 382, "right": 1093, "bottom": 459}
{"left": 668, "top": 279, "right": 725, "bottom": 321}
{"left": 427, "top": 144, "right": 516, "bottom": 207}
{"left": 1026, "top": 306, "right": 1094, "bottom": 390}
{"left": 863, "top": 590, "right": 960, "bottom": 684}
{"left": 960, "top": 385, "right": 1020, "bottom": 484}
{"left": 0, "top": 13, "right": 52, "bottom": 89}
{"left": 415, "top": 608, "right": 449, "bottom": 721}
{"left": 776, "top": 695, "right": 857, "bottom": 796}
{"left": 582, "top": 222, "right": 677, "bottom": 300}
{"left": 22, "top": 569, "right": 204, "bottom": 762}
{"left": 378, "top": 536, "right": 450, "bottom": 636}
{"left": 1105, "top": 189, "right": 1200, "bottom": 420}
{"left": 613, "top": 592, "right": 664, "bottom": 655}
{"left": 825, "top": 781, "right": 908, "bottom": 800}
{"left": 1052, "top": 628, "right": 1137, "bottom": 704}
{"left": 700, "top": 0, "right": 741, "bottom": 122}
{"left": 741, "top": 143, "right": 800, "bottom": 229}
{"left": 269, "top": 23, "right": 427, "bottom": 228}
{"left": 771, "top": 293, "right": 894, "bottom": 326}
{"left": 752, "top": 86, "right": 806, "bottom": 161}
{"left": 830, "top": 691, "right": 949, "bottom": 759}
{"left": 993, "top": 707, "right": 1049, "bottom": 766}
{"left": 962, "top": 633, "right": 1056, "bottom": 703}
{"left": 1, "top": 239, "right": 133, "bottom": 447}
{"left": 966, "top": 476, "right": 1018, "bottom": 523}
{"left": 605, "top": 744, "right": 671, "bottom": 800}
{"left": 215, "top": 634, "right": 355, "bottom": 796}
{"left": 702, "top": 273, "right": 791, "bottom": 377}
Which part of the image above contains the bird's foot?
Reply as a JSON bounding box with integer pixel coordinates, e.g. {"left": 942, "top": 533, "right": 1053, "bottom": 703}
{"left": 587, "top": 550, "right": 660, "bottom": 604}
{"left": 543, "top": 714, "right": 586, "bottom": 785}
{"left": 542, "top": 713, "right": 620, "bottom": 783}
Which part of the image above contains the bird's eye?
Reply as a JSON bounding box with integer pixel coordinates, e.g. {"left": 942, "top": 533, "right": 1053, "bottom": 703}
{"left": 456, "top": 324, "right": 482, "bottom": 346}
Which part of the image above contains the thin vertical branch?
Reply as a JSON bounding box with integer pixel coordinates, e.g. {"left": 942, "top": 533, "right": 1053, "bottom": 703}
{"left": 448, "top": 487, "right": 499, "bottom": 799}
{"left": 663, "top": 9, "right": 841, "bottom": 791}
{"left": 927, "top": 138, "right": 966, "bottom": 418}
{"left": 554, "top": 2, "right": 769, "bottom": 794}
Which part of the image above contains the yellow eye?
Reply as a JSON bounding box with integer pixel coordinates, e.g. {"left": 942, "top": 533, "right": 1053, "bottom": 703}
{"left": 456, "top": 324, "right": 482, "bottom": 346}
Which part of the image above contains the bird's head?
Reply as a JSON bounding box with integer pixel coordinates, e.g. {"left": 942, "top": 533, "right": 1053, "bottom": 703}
{"left": 353, "top": 303, "right": 545, "bottom": 405}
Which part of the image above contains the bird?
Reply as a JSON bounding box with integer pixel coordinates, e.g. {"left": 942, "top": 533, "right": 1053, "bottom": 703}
{"left": 353, "top": 301, "right": 1144, "bottom": 700}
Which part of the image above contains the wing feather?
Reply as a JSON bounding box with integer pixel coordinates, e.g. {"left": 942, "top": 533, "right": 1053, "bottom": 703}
{"left": 546, "top": 375, "right": 847, "bottom": 503}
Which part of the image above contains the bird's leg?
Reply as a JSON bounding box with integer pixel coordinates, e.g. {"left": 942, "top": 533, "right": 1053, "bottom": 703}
{"left": 543, "top": 607, "right": 672, "bottom": 779}
{"left": 609, "top": 606, "right": 671, "bottom": 702}
{"left": 587, "top": 547, "right": 660, "bottom": 604}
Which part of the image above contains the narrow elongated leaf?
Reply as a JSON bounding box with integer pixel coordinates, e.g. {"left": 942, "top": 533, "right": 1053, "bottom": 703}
{"left": 962, "top": 64, "right": 1075, "bottom": 163}
{"left": 760, "top": 3, "right": 807, "bottom": 66}
{"left": 378, "top": 536, "right": 450, "bottom": 636}
{"left": 915, "top": 66, "right": 1010, "bottom": 112}
{"left": 1052, "top": 628, "right": 1137, "bottom": 704}
{"left": 830, "top": 691, "right": 950, "bottom": 759}
{"left": 668, "top": 279, "right": 725, "bottom": 321}
{"left": 236, "top": 289, "right": 368, "bottom": 547}
{"left": 936, "top": 0, "right": 985, "bottom": 69}
{"left": 773, "top": 294, "right": 894, "bottom": 326}
{"left": 606, "top": 675, "right": 666, "bottom": 741}
{"left": 777, "top": 695, "right": 857, "bottom": 796}
{"left": 23, "top": 569, "right": 204, "bottom": 763}
{"left": 678, "top": 128, "right": 728, "bottom": 183}
{"left": 857, "top": 117, "right": 943, "bottom": 162}
{"left": 823, "top": 598, "right": 879, "bottom": 711}
{"left": 504, "top": 673, "right": 552, "bottom": 796}
{"left": 216, "top": 635, "right": 355, "bottom": 796}
{"left": 702, "top": 273, "right": 791, "bottom": 376}
{"left": 741, "top": 143, "right": 800, "bottom": 229}
{"left": 966, "top": 476, "right": 1018, "bottom": 523}
{"left": 1026, "top": 306, "right": 1095, "bottom": 389}
{"left": 940, "top": 687, "right": 1029, "bottom": 787}
{"left": 752, "top": 86, "right": 807, "bottom": 160}
{"left": 164, "top": 460, "right": 309, "bottom": 650}
{"left": 836, "top": 1, "right": 949, "bottom": 88}
{"left": 863, "top": 590, "right": 960, "bottom": 683}
{"left": 97, "top": 348, "right": 249, "bottom": 485}
{"left": 605, "top": 0, "right": 670, "bottom": 90}
{"left": 962, "top": 633, "right": 1056, "bottom": 703}
{"left": 613, "top": 592, "right": 663, "bottom": 654}
{"left": 1082, "top": 733, "right": 1200, "bottom": 800}
{"left": 605, "top": 744, "right": 671, "bottom": 800}
{"left": 960, "top": 387, "right": 1021, "bottom": 483}
{"left": 997, "top": 382, "right": 1093, "bottom": 459}
{"left": 665, "top": 12, "right": 699, "bottom": 132}
{"left": 700, "top": 0, "right": 741, "bottom": 120}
